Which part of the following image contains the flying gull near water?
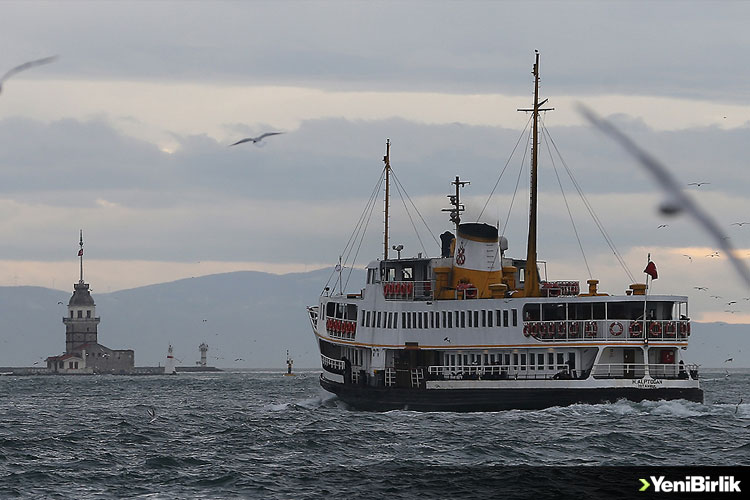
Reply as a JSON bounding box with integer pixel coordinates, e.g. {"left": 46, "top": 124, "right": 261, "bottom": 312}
{"left": 229, "top": 132, "right": 284, "bottom": 146}
{"left": 577, "top": 105, "right": 750, "bottom": 289}
{"left": 687, "top": 182, "right": 711, "bottom": 187}
{"left": 147, "top": 406, "right": 158, "bottom": 423}
{"left": 0, "top": 56, "right": 58, "bottom": 94}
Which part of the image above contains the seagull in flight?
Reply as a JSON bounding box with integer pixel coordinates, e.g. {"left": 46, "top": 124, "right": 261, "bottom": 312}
{"left": 687, "top": 182, "right": 711, "bottom": 187}
{"left": 229, "top": 132, "right": 284, "bottom": 146}
{"left": 443, "top": 337, "right": 451, "bottom": 343}
{"left": 693, "top": 286, "right": 707, "bottom": 291}
{"left": 577, "top": 105, "right": 750, "bottom": 289}
{"left": 682, "top": 255, "right": 693, "bottom": 262}
{"left": 147, "top": 406, "right": 158, "bottom": 423}
{"left": 706, "top": 251, "right": 720, "bottom": 258}
{"left": 710, "top": 295, "right": 723, "bottom": 299}
{"left": 731, "top": 222, "right": 750, "bottom": 227}
{"left": 725, "top": 358, "right": 733, "bottom": 363}
{"left": 0, "top": 56, "right": 58, "bottom": 94}
{"left": 657, "top": 224, "right": 669, "bottom": 229}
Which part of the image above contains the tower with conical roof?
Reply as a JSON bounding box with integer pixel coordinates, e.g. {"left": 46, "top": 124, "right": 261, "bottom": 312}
{"left": 62, "top": 230, "right": 100, "bottom": 353}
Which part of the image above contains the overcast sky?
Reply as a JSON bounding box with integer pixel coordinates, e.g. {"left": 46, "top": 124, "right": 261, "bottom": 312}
{"left": 2, "top": 0, "right": 750, "bottom": 323}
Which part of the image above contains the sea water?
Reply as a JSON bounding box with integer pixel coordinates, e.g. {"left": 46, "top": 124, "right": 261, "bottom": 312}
{"left": 1, "top": 370, "right": 747, "bottom": 498}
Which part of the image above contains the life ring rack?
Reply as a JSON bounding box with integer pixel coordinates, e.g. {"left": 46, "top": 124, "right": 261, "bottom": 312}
{"left": 609, "top": 322, "right": 623, "bottom": 336}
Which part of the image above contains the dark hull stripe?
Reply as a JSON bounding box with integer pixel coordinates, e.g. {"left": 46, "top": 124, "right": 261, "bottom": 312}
{"left": 320, "top": 376, "right": 704, "bottom": 412}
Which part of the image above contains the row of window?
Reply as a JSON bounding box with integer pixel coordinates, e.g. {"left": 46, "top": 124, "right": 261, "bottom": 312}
{"left": 444, "top": 350, "right": 575, "bottom": 371}
{"left": 362, "top": 308, "right": 519, "bottom": 330}
{"left": 69, "top": 310, "right": 93, "bottom": 318}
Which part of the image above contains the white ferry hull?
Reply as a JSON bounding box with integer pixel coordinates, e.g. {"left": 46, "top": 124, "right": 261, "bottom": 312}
{"left": 320, "top": 374, "right": 703, "bottom": 412}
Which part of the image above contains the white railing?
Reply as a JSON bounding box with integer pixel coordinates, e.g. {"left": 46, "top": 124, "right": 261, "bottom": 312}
{"left": 427, "top": 364, "right": 572, "bottom": 381}
{"left": 324, "top": 317, "right": 357, "bottom": 340}
{"left": 320, "top": 354, "right": 345, "bottom": 372}
{"left": 523, "top": 320, "right": 691, "bottom": 342}
{"left": 382, "top": 280, "right": 433, "bottom": 301}
{"left": 592, "top": 363, "right": 694, "bottom": 379}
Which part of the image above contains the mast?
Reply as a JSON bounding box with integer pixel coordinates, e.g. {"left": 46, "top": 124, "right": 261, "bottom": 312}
{"left": 383, "top": 139, "right": 391, "bottom": 260}
{"left": 442, "top": 176, "right": 469, "bottom": 235}
{"left": 78, "top": 229, "right": 84, "bottom": 284}
{"left": 517, "top": 50, "right": 553, "bottom": 297}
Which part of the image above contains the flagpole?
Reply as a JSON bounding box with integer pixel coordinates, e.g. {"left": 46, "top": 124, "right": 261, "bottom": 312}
{"left": 642, "top": 254, "right": 650, "bottom": 378}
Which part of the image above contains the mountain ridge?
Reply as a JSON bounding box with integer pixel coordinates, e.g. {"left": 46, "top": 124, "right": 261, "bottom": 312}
{"left": 0, "top": 269, "right": 747, "bottom": 368}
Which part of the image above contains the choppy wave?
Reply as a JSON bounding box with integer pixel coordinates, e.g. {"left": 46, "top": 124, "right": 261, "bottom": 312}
{"left": 0, "top": 370, "right": 748, "bottom": 498}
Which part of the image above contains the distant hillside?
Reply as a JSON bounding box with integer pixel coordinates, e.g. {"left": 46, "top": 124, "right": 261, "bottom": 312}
{"left": 0, "top": 270, "right": 747, "bottom": 368}
{"left": 0, "top": 267, "right": 363, "bottom": 369}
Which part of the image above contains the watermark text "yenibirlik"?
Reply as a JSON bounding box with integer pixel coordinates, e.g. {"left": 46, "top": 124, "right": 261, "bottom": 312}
{"left": 639, "top": 476, "right": 741, "bottom": 493}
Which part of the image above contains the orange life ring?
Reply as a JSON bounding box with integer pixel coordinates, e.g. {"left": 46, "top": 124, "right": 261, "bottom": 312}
{"left": 523, "top": 324, "right": 530, "bottom": 337}
{"left": 569, "top": 321, "right": 580, "bottom": 338}
{"left": 406, "top": 282, "right": 413, "bottom": 295}
{"left": 629, "top": 321, "right": 643, "bottom": 338}
{"left": 649, "top": 322, "right": 662, "bottom": 338}
{"left": 555, "top": 322, "right": 566, "bottom": 337}
{"left": 538, "top": 322, "right": 549, "bottom": 338}
{"left": 609, "top": 322, "right": 623, "bottom": 336}
{"left": 679, "top": 321, "right": 690, "bottom": 338}
{"left": 585, "top": 321, "right": 598, "bottom": 337}
{"left": 531, "top": 322, "right": 539, "bottom": 336}
{"left": 664, "top": 321, "right": 676, "bottom": 337}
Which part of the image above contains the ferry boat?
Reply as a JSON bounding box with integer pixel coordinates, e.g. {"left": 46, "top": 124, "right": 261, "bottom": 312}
{"left": 306, "top": 53, "right": 703, "bottom": 411}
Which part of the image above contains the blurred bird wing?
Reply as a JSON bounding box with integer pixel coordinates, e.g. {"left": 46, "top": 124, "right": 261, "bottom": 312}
{"left": 1, "top": 56, "right": 58, "bottom": 83}
{"left": 229, "top": 138, "right": 253, "bottom": 146}
{"left": 256, "top": 132, "right": 283, "bottom": 141}
{"left": 578, "top": 104, "right": 750, "bottom": 289}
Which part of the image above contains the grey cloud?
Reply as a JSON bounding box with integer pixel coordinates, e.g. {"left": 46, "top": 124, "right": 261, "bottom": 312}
{"left": 3, "top": 2, "right": 750, "bottom": 101}
{"left": 1, "top": 113, "right": 748, "bottom": 264}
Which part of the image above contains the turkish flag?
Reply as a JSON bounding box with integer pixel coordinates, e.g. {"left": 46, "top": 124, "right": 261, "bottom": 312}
{"left": 644, "top": 261, "right": 658, "bottom": 280}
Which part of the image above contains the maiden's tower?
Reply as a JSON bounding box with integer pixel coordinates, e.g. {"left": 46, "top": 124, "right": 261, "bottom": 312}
{"left": 45, "top": 231, "right": 135, "bottom": 374}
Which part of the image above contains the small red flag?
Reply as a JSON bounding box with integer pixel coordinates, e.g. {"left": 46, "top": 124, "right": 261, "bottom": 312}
{"left": 644, "top": 261, "right": 658, "bottom": 280}
{"left": 78, "top": 249, "right": 84, "bottom": 256}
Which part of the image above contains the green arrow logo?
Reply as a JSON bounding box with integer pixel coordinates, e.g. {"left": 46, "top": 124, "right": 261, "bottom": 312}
{"left": 639, "top": 478, "right": 651, "bottom": 492}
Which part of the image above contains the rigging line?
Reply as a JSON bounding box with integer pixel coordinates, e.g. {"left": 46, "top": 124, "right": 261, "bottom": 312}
{"left": 540, "top": 121, "right": 592, "bottom": 279}
{"left": 343, "top": 174, "right": 384, "bottom": 292}
{"left": 545, "top": 126, "right": 636, "bottom": 282}
{"left": 549, "top": 131, "right": 634, "bottom": 283}
{"left": 342, "top": 166, "right": 386, "bottom": 259}
{"left": 477, "top": 114, "right": 534, "bottom": 221}
{"left": 391, "top": 174, "right": 428, "bottom": 256}
{"left": 500, "top": 125, "right": 533, "bottom": 238}
{"left": 322, "top": 167, "right": 385, "bottom": 294}
{"left": 390, "top": 169, "right": 441, "bottom": 251}
{"left": 342, "top": 171, "right": 385, "bottom": 276}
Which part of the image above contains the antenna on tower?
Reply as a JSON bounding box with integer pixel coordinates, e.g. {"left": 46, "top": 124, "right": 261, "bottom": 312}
{"left": 78, "top": 230, "right": 85, "bottom": 284}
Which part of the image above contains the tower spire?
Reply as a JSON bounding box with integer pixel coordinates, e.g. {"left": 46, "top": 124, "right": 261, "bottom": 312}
{"left": 78, "top": 229, "right": 84, "bottom": 284}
